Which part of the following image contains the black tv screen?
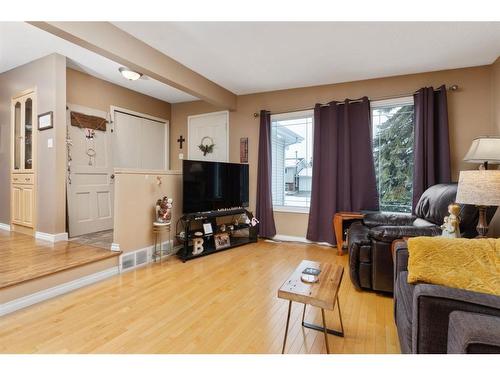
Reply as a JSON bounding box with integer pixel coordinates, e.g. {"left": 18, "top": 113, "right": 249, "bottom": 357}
{"left": 183, "top": 160, "right": 249, "bottom": 214}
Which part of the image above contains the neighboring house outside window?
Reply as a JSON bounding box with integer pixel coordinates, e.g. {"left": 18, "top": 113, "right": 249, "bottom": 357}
{"left": 371, "top": 97, "right": 415, "bottom": 213}
{"left": 271, "top": 110, "right": 314, "bottom": 212}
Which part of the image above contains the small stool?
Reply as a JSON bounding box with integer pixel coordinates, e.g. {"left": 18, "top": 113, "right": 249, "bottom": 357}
{"left": 153, "top": 222, "right": 172, "bottom": 263}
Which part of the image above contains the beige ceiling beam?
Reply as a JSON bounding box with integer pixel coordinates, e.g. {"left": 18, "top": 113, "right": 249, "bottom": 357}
{"left": 28, "top": 21, "right": 237, "bottom": 109}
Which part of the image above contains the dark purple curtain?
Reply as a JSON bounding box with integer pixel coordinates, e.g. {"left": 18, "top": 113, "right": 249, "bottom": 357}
{"left": 255, "top": 110, "right": 276, "bottom": 238}
{"left": 307, "top": 97, "right": 379, "bottom": 244}
{"left": 412, "top": 85, "right": 451, "bottom": 212}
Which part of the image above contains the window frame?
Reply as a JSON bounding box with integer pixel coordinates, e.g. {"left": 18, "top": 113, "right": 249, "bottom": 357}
{"left": 271, "top": 109, "right": 314, "bottom": 214}
{"left": 371, "top": 96, "right": 415, "bottom": 214}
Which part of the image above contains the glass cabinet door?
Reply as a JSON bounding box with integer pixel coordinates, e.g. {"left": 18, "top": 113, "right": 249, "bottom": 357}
{"left": 24, "top": 98, "right": 33, "bottom": 170}
{"left": 14, "top": 101, "right": 21, "bottom": 170}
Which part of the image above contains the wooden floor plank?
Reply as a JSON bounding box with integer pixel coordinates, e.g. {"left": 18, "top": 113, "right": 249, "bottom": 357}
{"left": 0, "top": 239, "right": 399, "bottom": 353}
{"left": 0, "top": 229, "right": 120, "bottom": 289}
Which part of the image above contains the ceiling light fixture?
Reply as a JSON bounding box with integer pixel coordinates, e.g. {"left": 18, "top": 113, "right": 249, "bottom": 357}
{"left": 119, "top": 67, "right": 142, "bottom": 81}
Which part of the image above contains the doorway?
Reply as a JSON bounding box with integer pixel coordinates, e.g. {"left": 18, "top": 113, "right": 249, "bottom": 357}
{"left": 66, "top": 104, "right": 169, "bottom": 248}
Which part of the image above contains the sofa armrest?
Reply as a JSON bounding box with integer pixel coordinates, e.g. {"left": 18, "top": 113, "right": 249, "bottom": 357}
{"left": 347, "top": 221, "right": 371, "bottom": 246}
{"left": 363, "top": 212, "right": 416, "bottom": 228}
{"left": 347, "top": 222, "right": 372, "bottom": 291}
{"left": 369, "top": 225, "right": 441, "bottom": 243}
{"left": 394, "top": 243, "right": 409, "bottom": 283}
{"left": 447, "top": 311, "right": 500, "bottom": 354}
{"left": 411, "top": 283, "right": 500, "bottom": 353}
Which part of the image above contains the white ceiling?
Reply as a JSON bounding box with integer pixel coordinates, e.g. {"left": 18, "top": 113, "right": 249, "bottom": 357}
{"left": 114, "top": 22, "right": 500, "bottom": 95}
{"left": 0, "top": 22, "right": 197, "bottom": 103}
{"left": 2, "top": 22, "right": 500, "bottom": 103}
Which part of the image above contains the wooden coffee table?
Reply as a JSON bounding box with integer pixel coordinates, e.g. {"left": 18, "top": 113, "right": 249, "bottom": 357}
{"left": 278, "top": 260, "right": 344, "bottom": 354}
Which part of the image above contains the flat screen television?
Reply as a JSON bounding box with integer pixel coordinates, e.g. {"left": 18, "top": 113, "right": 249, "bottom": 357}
{"left": 182, "top": 160, "right": 249, "bottom": 214}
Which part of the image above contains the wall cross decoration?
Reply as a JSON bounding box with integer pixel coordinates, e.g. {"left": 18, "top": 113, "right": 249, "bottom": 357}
{"left": 177, "top": 135, "right": 186, "bottom": 149}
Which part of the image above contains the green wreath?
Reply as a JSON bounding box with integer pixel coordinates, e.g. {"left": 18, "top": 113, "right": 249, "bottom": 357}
{"left": 198, "top": 136, "right": 215, "bottom": 156}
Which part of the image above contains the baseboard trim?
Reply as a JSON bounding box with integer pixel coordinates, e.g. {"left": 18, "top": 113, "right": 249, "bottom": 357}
{"left": 272, "top": 234, "right": 311, "bottom": 243}
{"left": 0, "top": 223, "right": 11, "bottom": 232}
{"left": 0, "top": 266, "right": 119, "bottom": 317}
{"left": 271, "top": 234, "right": 334, "bottom": 247}
{"left": 35, "top": 231, "right": 68, "bottom": 243}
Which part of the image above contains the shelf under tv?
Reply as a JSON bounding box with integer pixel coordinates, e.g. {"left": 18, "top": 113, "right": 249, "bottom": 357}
{"left": 177, "top": 208, "right": 258, "bottom": 262}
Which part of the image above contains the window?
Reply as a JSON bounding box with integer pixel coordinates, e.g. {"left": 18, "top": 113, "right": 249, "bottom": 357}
{"left": 271, "top": 110, "right": 314, "bottom": 211}
{"left": 371, "top": 97, "right": 414, "bottom": 213}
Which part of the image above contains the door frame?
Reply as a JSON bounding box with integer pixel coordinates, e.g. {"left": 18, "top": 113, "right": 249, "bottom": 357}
{"left": 187, "top": 110, "right": 229, "bottom": 162}
{"left": 110, "top": 106, "right": 170, "bottom": 170}
{"left": 66, "top": 103, "right": 114, "bottom": 237}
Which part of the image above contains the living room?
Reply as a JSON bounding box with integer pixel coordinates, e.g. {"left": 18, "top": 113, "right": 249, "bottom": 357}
{"left": 1, "top": 1, "right": 500, "bottom": 374}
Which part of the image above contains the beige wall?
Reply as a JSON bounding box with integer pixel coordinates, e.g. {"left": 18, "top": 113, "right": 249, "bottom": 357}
{"left": 0, "top": 53, "right": 67, "bottom": 234}
{"left": 66, "top": 68, "right": 171, "bottom": 121}
{"left": 492, "top": 57, "right": 500, "bottom": 133}
{"left": 488, "top": 57, "right": 500, "bottom": 236}
{"left": 113, "top": 170, "right": 182, "bottom": 252}
{"left": 171, "top": 65, "right": 499, "bottom": 238}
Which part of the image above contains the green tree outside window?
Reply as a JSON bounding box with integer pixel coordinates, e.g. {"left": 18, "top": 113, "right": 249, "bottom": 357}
{"left": 372, "top": 104, "right": 414, "bottom": 213}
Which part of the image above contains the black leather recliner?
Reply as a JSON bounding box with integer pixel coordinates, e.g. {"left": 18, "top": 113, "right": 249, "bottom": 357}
{"left": 347, "top": 183, "right": 497, "bottom": 293}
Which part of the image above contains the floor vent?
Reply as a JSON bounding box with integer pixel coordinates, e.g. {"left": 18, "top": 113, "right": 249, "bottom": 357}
{"left": 121, "top": 253, "right": 136, "bottom": 271}
{"left": 135, "top": 249, "right": 148, "bottom": 266}
{"left": 118, "top": 242, "right": 180, "bottom": 273}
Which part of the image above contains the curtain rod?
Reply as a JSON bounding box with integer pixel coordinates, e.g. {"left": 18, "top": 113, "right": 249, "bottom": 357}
{"left": 253, "top": 84, "right": 458, "bottom": 118}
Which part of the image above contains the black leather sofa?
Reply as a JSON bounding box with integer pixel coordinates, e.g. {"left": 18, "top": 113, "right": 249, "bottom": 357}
{"left": 347, "top": 183, "right": 494, "bottom": 293}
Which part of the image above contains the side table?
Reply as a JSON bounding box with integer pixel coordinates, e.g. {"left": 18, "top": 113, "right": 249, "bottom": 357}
{"left": 153, "top": 221, "right": 172, "bottom": 263}
{"left": 333, "top": 212, "right": 364, "bottom": 256}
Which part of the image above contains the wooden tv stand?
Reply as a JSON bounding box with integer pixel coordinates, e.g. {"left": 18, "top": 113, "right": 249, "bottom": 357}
{"left": 176, "top": 208, "right": 258, "bottom": 262}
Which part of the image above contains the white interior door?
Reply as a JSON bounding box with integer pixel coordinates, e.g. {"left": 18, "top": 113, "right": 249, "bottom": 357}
{"left": 188, "top": 111, "right": 228, "bottom": 162}
{"left": 112, "top": 111, "right": 167, "bottom": 170}
{"left": 67, "top": 104, "right": 113, "bottom": 237}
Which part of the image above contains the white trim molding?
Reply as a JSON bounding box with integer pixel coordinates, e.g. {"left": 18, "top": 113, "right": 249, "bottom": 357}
{"left": 0, "top": 223, "right": 11, "bottom": 231}
{"left": 0, "top": 266, "right": 119, "bottom": 317}
{"left": 272, "top": 234, "right": 311, "bottom": 243}
{"left": 35, "top": 231, "right": 69, "bottom": 243}
{"left": 271, "top": 234, "right": 334, "bottom": 247}
{"left": 273, "top": 206, "right": 310, "bottom": 214}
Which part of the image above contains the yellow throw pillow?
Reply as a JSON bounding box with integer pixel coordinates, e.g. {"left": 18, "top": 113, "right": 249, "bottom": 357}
{"left": 407, "top": 237, "right": 500, "bottom": 296}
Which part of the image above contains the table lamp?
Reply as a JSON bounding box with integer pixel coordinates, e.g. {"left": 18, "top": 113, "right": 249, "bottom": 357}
{"left": 455, "top": 170, "right": 500, "bottom": 237}
{"left": 463, "top": 136, "right": 500, "bottom": 170}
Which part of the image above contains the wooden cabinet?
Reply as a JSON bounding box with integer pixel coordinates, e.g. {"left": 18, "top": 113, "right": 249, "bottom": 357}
{"left": 11, "top": 90, "right": 36, "bottom": 231}
{"left": 11, "top": 185, "right": 23, "bottom": 225}
{"left": 11, "top": 184, "right": 34, "bottom": 227}
{"left": 22, "top": 186, "right": 34, "bottom": 227}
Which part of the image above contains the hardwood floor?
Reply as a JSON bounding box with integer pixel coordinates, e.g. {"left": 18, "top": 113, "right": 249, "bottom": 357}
{"left": 0, "top": 240, "right": 400, "bottom": 354}
{"left": 0, "top": 230, "right": 119, "bottom": 289}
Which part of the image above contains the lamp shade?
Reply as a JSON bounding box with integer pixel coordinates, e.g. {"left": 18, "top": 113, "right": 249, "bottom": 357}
{"left": 455, "top": 170, "right": 500, "bottom": 206}
{"left": 463, "top": 136, "right": 500, "bottom": 164}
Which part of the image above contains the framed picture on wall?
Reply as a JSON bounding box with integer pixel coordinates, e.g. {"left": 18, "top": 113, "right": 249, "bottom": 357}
{"left": 240, "top": 137, "right": 248, "bottom": 163}
{"left": 38, "top": 111, "right": 53, "bottom": 131}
